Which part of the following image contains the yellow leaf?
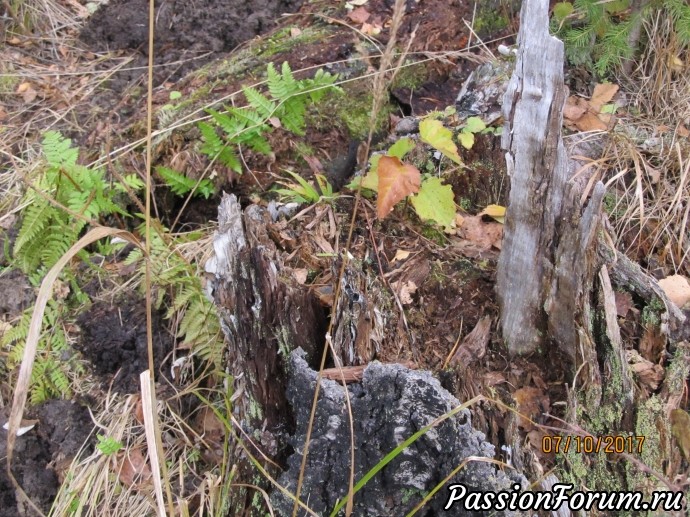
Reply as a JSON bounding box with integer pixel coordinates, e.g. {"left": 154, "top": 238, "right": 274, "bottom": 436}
{"left": 392, "top": 249, "right": 411, "bottom": 262}
{"left": 458, "top": 132, "right": 474, "bottom": 150}
{"left": 480, "top": 204, "right": 506, "bottom": 217}
{"left": 419, "top": 119, "right": 462, "bottom": 165}
{"left": 479, "top": 204, "right": 506, "bottom": 224}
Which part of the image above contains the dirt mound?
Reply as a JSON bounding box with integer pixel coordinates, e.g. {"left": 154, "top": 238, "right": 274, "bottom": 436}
{"left": 80, "top": 0, "right": 304, "bottom": 86}
{"left": 76, "top": 298, "right": 173, "bottom": 393}
{"left": 0, "top": 400, "right": 93, "bottom": 517}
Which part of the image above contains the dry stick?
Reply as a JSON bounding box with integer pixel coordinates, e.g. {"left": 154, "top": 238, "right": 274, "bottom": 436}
{"left": 290, "top": 1, "right": 408, "bottom": 515}
{"left": 144, "top": 1, "right": 175, "bottom": 514}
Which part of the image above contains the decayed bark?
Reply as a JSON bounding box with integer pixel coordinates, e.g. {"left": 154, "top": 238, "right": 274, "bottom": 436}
{"left": 205, "top": 193, "right": 325, "bottom": 433}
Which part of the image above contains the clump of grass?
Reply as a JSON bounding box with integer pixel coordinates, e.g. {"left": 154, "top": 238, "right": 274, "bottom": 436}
{"left": 603, "top": 7, "right": 690, "bottom": 276}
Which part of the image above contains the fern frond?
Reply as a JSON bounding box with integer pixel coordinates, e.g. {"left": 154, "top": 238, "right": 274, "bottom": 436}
{"left": 48, "top": 363, "right": 71, "bottom": 398}
{"left": 42, "top": 131, "right": 78, "bottom": 168}
{"left": 666, "top": 0, "right": 690, "bottom": 43}
{"left": 279, "top": 98, "right": 307, "bottom": 136}
{"left": 1, "top": 309, "right": 31, "bottom": 349}
{"left": 199, "top": 121, "right": 242, "bottom": 173}
{"left": 267, "top": 62, "right": 298, "bottom": 101}
{"left": 243, "top": 86, "right": 277, "bottom": 119}
{"left": 39, "top": 225, "right": 77, "bottom": 270}
{"left": 14, "top": 199, "right": 54, "bottom": 256}
{"left": 209, "top": 108, "right": 244, "bottom": 138}
{"left": 156, "top": 166, "right": 215, "bottom": 199}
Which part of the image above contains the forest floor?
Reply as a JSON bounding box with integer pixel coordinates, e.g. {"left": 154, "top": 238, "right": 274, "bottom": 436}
{"left": 1, "top": 0, "right": 689, "bottom": 515}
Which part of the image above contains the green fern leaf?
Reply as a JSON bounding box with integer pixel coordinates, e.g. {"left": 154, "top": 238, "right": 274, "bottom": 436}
{"left": 42, "top": 131, "right": 78, "bottom": 168}
{"left": 157, "top": 166, "right": 196, "bottom": 196}
{"left": 243, "top": 86, "right": 277, "bottom": 119}
{"left": 199, "top": 121, "right": 242, "bottom": 172}
{"left": 279, "top": 99, "right": 307, "bottom": 135}
{"left": 14, "top": 199, "right": 54, "bottom": 256}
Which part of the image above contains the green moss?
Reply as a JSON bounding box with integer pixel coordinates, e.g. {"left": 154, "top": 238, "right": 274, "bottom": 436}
{"left": 420, "top": 224, "right": 447, "bottom": 246}
{"left": 457, "top": 197, "right": 472, "bottom": 211}
{"left": 641, "top": 297, "right": 663, "bottom": 326}
{"left": 475, "top": 1, "right": 511, "bottom": 34}
{"left": 257, "top": 26, "right": 324, "bottom": 58}
{"left": 391, "top": 61, "right": 429, "bottom": 90}
{"left": 310, "top": 81, "right": 395, "bottom": 140}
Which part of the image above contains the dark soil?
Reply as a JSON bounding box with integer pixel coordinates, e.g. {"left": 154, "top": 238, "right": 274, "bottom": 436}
{"left": 0, "top": 400, "right": 93, "bottom": 517}
{"left": 76, "top": 298, "right": 174, "bottom": 394}
{"left": 80, "top": 0, "right": 305, "bottom": 91}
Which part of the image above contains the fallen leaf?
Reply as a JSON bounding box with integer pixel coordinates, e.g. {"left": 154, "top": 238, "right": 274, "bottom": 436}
{"left": 589, "top": 83, "right": 619, "bottom": 112}
{"left": 410, "top": 177, "right": 456, "bottom": 229}
{"left": 677, "top": 124, "right": 689, "bottom": 138}
{"left": 292, "top": 268, "right": 308, "bottom": 284}
{"left": 117, "top": 448, "right": 152, "bottom": 486}
{"left": 361, "top": 22, "right": 381, "bottom": 36}
{"left": 456, "top": 215, "right": 503, "bottom": 251}
{"left": 391, "top": 280, "right": 417, "bottom": 305}
{"left": 563, "top": 95, "right": 588, "bottom": 123}
{"left": 348, "top": 6, "right": 370, "bottom": 24}
{"left": 392, "top": 249, "right": 411, "bottom": 262}
{"left": 419, "top": 119, "right": 462, "bottom": 165}
{"left": 627, "top": 349, "right": 664, "bottom": 392}
{"left": 513, "top": 387, "right": 549, "bottom": 432}
{"left": 575, "top": 112, "right": 608, "bottom": 132}
{"left": 376, "top": 156, "right": 421, "bottom": 219}
{"left": 479, "top": 204, "right": 506, "bottom": 224}
{"left": 658, "top": 275, "right": 690, "bottom": 308}
{"left": 639, "top": 324, "right": 666, "bottom": 363}
{"left": 644, "top": 163, "right": 660, "bottom": 184}
{"left": 290, "top": 27, "right": 302, "bottom": 37}
{"left": 16, "top": 82, "right": 38, "bottom": 103}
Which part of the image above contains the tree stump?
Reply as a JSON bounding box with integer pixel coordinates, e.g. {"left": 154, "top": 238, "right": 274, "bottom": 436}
{"left": 497, "top": 0, "right": 690, "bottom": 499}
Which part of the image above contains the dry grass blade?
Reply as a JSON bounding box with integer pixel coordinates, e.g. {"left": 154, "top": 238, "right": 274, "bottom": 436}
{"left": 140, "top": 370, "right": 166, "bottom": 517}
{"left": 6, "top": 226, "right": 142, "bottom": 513}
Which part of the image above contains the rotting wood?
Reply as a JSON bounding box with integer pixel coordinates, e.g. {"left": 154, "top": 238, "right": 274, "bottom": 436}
{"left": 206, "top": 193, "right": 325, "bottom": 433}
